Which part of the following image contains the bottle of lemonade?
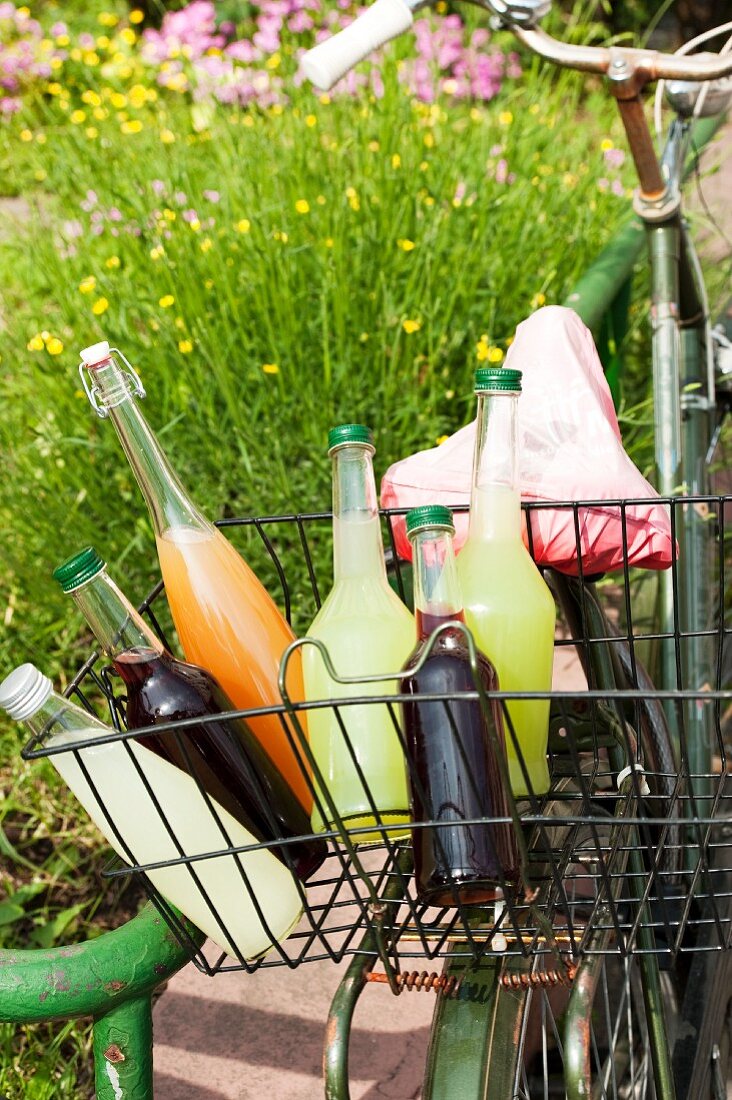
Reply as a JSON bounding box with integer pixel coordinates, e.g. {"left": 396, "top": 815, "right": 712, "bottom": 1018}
{"left": 303, "top": 425, "right": 415, "bottom": 842}
{"left": 53, "top": 546, "right": 325, "bottom": 881}
{"left": 0, "top": 663, "right": 303, "bottom": 961}
{"left": 455, "top": 368, "right": 555, "bottom": 797}
{"left": 401, "top": 505, "right": 519, "bottom": 906}
{"left": 77, "top": 341, "right": 311, "bottom": 812}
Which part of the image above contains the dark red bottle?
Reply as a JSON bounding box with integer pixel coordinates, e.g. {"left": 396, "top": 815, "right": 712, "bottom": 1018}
{"left": 400, "top": 506, "right": 519, "bottom": 907}
{"left": 53, "top": 548, "right": 325, "bottom": 882}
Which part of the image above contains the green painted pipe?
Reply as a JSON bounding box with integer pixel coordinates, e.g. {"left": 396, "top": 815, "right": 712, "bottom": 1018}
{"left": 0, "top": 902, "right": 202, "bottom": 1025}
{"left": 93, "top": 995, "right": 154, "bottom": 1100}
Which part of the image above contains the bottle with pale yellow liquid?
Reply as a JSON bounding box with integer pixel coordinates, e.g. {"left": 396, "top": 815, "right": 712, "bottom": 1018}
{"left": 77, "top": 341, "right": 311, "bottom": 812}
{"left": 303, "top": 425, "right": 415, "bottom": 842}
{"left": 456, "top": 367, "right": 555, "bottom": 796}
{"left": 0, "top": 664, "right": 303, "bottom": 961}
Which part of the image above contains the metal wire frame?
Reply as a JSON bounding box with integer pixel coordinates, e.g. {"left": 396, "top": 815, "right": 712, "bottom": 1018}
{"left": 21, "top": 496, "right": 732, "bottom": 977}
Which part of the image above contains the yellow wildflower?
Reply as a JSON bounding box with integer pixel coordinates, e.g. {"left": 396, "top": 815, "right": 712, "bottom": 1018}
{"left": 295, "top": 199, "right": 310, "bottom": 214}
{"left": 149, "top": 246, "right": 164, "bottom": 260}
{"left": 46, "top": 337, "right": 64, "bottom": 356}
{"left": 120, "top": 28, "right": 136, "bottom": 46}
{"left": 368, "top": 140, "right": 380, "bottom": 152}
{"left": 600, "top": 138, "right": 614, "bottom": 152}
{"left": 262, "top": 363, "right": 279, "bottom": 374}
{"left": 121, "top": 119, "right": 143, "bottom": 134}
{"left": 96, "top": 35, "right": 110, "bottom": 49}
{"left": 391, "top": 153, "right": 401, "bottom": 169}
{"left": 235, "top": 219, "right": 251, "bottom": 234}
{"left": 106, "top": 256, "right": 121, "bottom": 269}
{"left": 97, "top": 11, "right": 118, "bottom": 27}
{"left": 531, "top": 292, "right": 546, "bottom": 310}
{"left": 129, "top": 9, "right": 145, "bottom": 24}
{"left": 27, "top": 335, "right": 44, "bottom": 351}
{"left": 79, "top": 276, "right": 96, "bottom": 295}
{"left": 160, "top": 129, "right": 176, "bottom": 144}
{"left": 200, "top": 238, "right": 213, "bottom": 252}
{"left": 319, "top": 94, "right": 331, "bottom": 105}
{"left": 397, "top": 239, "right": 415, "bottom": 252}
{"left": 92, "top": 297, "right": 109, "bottom": 316}
{"left": 81, "top": 90, "right": 102, "bottom": 107}
{"left": 188, "top": 218, "right": 201, "bottom": 232}
{"left": 436, "top": 434, "right": 449, "bottom": 445}
{"left": 423, "top": 132, "right": 434, "bottom": 148}
{"left": 305, "top": 114, "right": 317, "bottom": 127}
{"left": 162, "top": 209, "right": 176, "bottom": 222}
{"left": 499, "top": 111, "right": 513, "bottom": 126}
{"left": 159, "top": 295, "right": 175, "bottom": 308}
{"left": 178, "top": 339, "right": 193, "bottom": 354}
{"left": 324, "top": 237, "right": 334, "bottom": 248}
{"left": 34, "top": 169, "right": 46, "bottom": 181}
{"left": 110, "top": 92, "right": 127, "bottom": 109}
{"left": 266, "top": 52, "right": 281, "bottom": 70}
{"left": 20, "top": 129, "right": 33, "bottom": 142}
{"left": 402, "top": 319, "right": 421, "bottom": 335}
{"left": 316, "top": 195, "right": 326, "bottom": 206}
{"left": 85, "top": 126, "right": 98, "bottom": 139}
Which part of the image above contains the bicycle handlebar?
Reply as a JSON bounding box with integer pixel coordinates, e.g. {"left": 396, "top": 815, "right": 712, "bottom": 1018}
{"left": 301, "top": 0, "right": 732, "bottom": 91}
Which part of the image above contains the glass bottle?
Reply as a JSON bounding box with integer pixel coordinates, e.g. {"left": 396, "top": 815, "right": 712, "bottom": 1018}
{"left": 400, "top": 505, "right": 519, "bottom": 906}
{"left": 0, "top": 663, "right": 304, "bottom": 961}
{"left": 77, "top": 341, "right": 310, "bottom": 812}
{"left": 303, "top": 425, "right": 415, "bottom": 842}
{"left": 455, "top": 367, "right": 555, "bottom": 796}
{"left": 53, "top": 546, "right": 325, "bottom": 882}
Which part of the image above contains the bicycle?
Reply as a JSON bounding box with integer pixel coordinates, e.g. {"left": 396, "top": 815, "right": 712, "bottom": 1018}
{"left": 2, "top": 4, "right": 732, "bottom": 1100}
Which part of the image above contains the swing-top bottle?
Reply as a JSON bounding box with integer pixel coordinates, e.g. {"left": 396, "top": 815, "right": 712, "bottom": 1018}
{"left": 77, "top": 341, "right": 311, "bottom": 812}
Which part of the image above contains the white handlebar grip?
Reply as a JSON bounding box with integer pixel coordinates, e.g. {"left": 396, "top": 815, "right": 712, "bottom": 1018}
{"left": 301, "top": 0, "right": 414, "bottom": 91}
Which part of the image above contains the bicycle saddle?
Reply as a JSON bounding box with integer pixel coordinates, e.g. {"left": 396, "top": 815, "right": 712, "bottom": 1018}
{"left": 381, "top": 306, "right": 675, "bottom": 576}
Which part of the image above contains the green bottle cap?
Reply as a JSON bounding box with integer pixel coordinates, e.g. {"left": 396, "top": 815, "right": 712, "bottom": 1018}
{"left": 327, "top": 424, "right": 374, "bottom": 452}
{"left": 405, "top": 505, "right": 455, "bottom": 539}
{"left": 474, "top": 367, "right": 522, "bottom": 393}
{"left": 53, "top": 547, "right": 105, "bottom": 593}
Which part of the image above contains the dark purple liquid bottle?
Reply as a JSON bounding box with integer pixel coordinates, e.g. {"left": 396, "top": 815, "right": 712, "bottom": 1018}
{"left": 115, "top": 647, "right": 325, "bottom": 881}
{"left": 401, "top": 610, "right": 519, "bottom": 907}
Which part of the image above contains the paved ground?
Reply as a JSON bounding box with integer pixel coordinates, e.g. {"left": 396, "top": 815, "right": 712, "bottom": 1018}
{"left": 152, "top": 121, "right": 732, "bottom": 1099}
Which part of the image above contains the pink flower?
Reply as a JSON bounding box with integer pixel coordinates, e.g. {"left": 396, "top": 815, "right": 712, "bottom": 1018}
{"left": 203, "top": 189, "right": 221, "bottom": 203}
{"left": 603, "top": 147, "right": 625, "bottom": 169}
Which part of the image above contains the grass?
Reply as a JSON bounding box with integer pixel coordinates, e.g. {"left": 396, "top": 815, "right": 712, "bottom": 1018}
{"left": 1, "top": 1, "right": 728, "bottom": 1094}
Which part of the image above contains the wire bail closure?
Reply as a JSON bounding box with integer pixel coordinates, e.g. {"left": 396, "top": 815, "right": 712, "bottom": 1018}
{"left": 78, "top": 347, "right": 146, "bottom": 419}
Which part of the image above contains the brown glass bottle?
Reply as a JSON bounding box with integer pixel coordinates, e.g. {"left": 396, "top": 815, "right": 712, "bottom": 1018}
{"left": 53, "top": 548, "right": 325, "bottom": 882}
{"left": 400, "top": 506, "right": 519, "bottom": 907}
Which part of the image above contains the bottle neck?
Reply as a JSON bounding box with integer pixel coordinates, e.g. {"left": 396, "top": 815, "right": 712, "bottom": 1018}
{"left": 411, "top": 527, "right": 464, "bottom": 640}
{"left": 23, "top": 690, "right": 110, "bottom": 746}
{"left": 69, "top": 568, "right": 164, "bottom": 664}
{"left": 88, "top": 356, "right": 207, "bottom": 537}
{"left": 469, "top": 389, "right": 522, "bottom": 541}
{"left": 331, "top": 444, "right": 387, "bottom": 582}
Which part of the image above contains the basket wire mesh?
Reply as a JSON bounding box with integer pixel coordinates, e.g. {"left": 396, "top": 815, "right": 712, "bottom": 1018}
{"left": 22, "top": 496, "right": 732, "bottom": 977}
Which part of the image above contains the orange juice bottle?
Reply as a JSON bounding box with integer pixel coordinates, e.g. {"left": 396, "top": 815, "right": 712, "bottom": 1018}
{"left": 78, "top": 341, "right": 311, "bottom": 811}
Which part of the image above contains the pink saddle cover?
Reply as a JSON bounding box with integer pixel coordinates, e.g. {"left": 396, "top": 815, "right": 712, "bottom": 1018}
{"left": 380, "top": 306, "right": 674, "bottom": 576}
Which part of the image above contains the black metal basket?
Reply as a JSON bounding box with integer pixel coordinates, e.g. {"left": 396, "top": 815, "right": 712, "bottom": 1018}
{"left": 22, "top": 496, "right": 732, "bottom": 977}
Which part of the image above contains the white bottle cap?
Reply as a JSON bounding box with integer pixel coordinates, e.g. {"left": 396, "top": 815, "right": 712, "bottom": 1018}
{"left": 79, "top": 341, "right": 112, "bottom": 368}
{"left": 0, "top": 663, "right": 53, "bottom": 721}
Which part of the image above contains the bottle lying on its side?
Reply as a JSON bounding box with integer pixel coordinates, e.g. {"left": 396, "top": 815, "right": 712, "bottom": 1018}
{"left": 0, "top": 663, "right": 306, "bottom": 962}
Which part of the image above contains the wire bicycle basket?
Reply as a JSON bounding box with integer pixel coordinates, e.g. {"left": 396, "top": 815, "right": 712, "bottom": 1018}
{"left": 22, "top": 495, "right": 732, "bottom": 980}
